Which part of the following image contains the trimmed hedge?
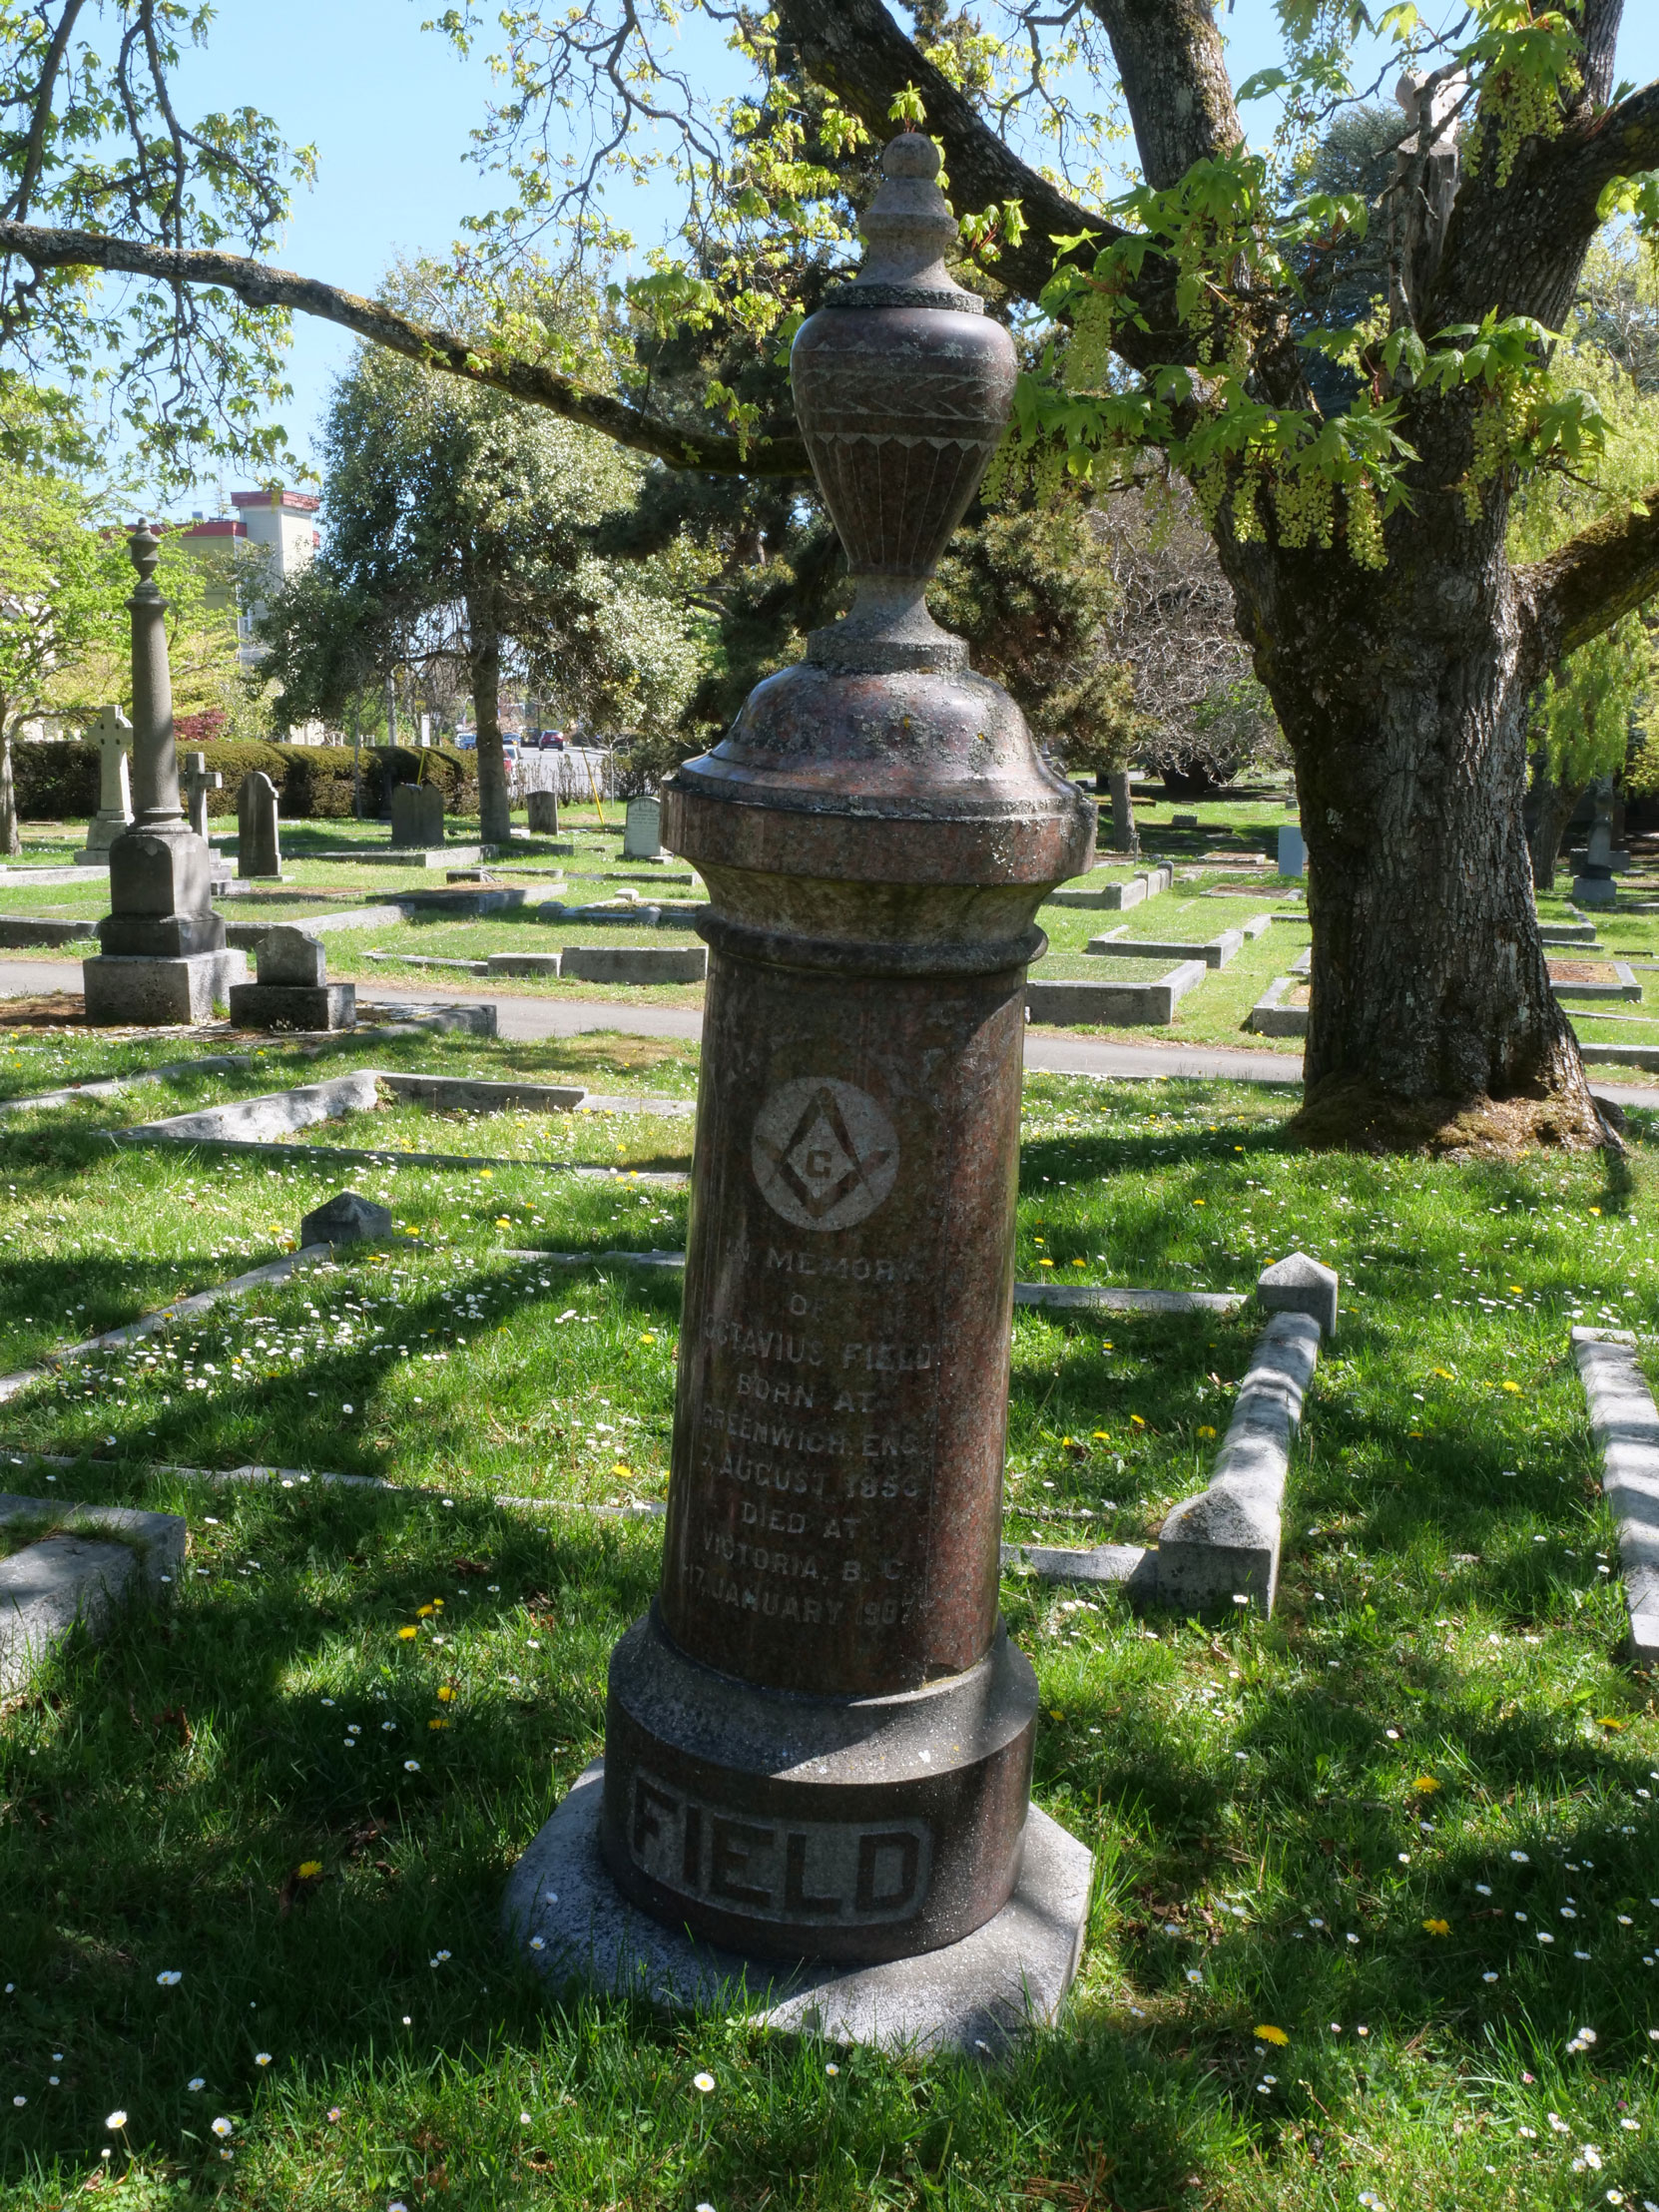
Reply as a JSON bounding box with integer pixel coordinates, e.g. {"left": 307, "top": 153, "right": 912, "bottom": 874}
{"left": 14, "top": 740, "right": 478, "bottom": 822}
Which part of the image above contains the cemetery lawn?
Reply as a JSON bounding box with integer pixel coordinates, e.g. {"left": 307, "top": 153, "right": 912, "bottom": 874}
{"left": 3, "top": 1055, "right": 1659, "bottom": 2208}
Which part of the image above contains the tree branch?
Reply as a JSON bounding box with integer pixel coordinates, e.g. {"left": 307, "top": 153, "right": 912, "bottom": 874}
{"left": 0, "top": 220, "right": 811, "bottom": 476}
{"left": 2, "top": 0, "right": 87, "bottom": 225}
{"left": 772, "top": 0, "right": 1191, "bottom": 364}
{"left": 1542, "top": 74, "right": 1659, "bottom": 235}
{"left": 1518, "top": 485, "right": 1659, "bottom": 665}
{"left": 1083, "top": 1, "right": 1243, "bottom": 190}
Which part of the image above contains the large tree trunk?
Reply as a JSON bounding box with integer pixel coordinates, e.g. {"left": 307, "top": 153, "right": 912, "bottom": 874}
{"left": 1224, "top": 494, "right": 1607, "bottom": 1154}
{"left": 1109, "top": 768, "right": 1138, "bottom": 855}
{"left": 1525, "top": 749, "right": 1585, "bottom": 893}
{"left": 465, "top": 592, "right": 512, "bottom": 847}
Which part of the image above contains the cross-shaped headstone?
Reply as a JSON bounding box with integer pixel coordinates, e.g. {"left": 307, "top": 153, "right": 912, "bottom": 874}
{"left": 183, "top": 750, "right": 223, "bottom": 840}
{"left": 89, "top": 704, "right": 134, "bottom": 821}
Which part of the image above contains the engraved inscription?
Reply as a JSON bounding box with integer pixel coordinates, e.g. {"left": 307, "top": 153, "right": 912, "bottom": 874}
{"left": 628, "top": 1771, "right": 932, "bottom": 1926}
{"left": 752, "top": 1078, "right": 898, "bottom": 1232}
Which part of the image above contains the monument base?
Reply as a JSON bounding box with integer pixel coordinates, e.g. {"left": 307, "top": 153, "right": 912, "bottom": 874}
{"left": 506, "top": 1761, "right": 1091, "bottom": 2058}
{"left": 82, "top": 949, "right": 248, "bottom": 1026}
{"left": 228, "top": 981, "right": 355, "bottom": 1031}
{"left": 75, "top": 816, "right": 129, "bottom": 864}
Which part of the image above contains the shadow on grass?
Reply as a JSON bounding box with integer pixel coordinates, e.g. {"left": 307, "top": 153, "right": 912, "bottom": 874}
{"left": 6, "top": 1454, "right": 1652, "bottom": 2204}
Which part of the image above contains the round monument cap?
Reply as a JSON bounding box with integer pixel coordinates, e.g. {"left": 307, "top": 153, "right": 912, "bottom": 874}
{"left": 883, "top": 133, "right": 940, "bottom": 180}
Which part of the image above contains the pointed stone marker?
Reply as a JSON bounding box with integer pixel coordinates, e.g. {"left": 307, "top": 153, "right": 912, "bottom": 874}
{"left": 1256, "top": 1250, "right": 1340, "bottom": 1338}
{"left": 298, "top": 1191, "right": 394, "bottom": 1246}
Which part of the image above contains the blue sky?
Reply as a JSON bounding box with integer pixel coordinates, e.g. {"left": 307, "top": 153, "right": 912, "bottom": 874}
{"left": 164, "top": 0, "right": 1659, "bottom": 506}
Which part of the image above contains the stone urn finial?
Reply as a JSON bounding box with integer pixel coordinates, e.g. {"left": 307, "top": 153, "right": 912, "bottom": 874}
{"left": 128, "top": 522, "right": 163, "bottom": 594}
{"left": 789, "top": 133, "right": 1016, "bottom": 675}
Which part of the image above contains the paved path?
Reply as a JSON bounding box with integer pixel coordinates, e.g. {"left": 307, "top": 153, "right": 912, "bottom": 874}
{"left": 4, "top": 955, "right": 1655, "bottom": 1105}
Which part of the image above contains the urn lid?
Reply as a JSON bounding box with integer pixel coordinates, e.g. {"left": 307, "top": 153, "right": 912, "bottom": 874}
{"left": 823, "top": 133, "right": 984, "bottom": 315}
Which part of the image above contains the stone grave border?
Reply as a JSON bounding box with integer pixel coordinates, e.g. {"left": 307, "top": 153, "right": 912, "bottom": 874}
{"left": 1045, "top": 862, "right": 1173, "bottom": 912}
{"left": 0, "top": 1490, "right": 185, "bottom": 1696}
{"left": 1548, "top": 959, "right": 1641, "bottom": 1004}
{"left": 1084, "top": 910, "right": 1274, "bottom": 970}
{"left": 0, "top": 1012, "right": 496, "bottom": 1123}
{"left": 1026, "top": 960, "right": 1207, "bottom": 1027}
{"left": 1569, "top": 1327, "right": 1659, "bottom": 1667}
{"left": 1002, "top": 1256, "right": 1335, "bottom": 1615}
{"left": 1249, "top": 974, "right": 1306, "bottom": 1037}
{"left": 365, "top": 944, "right": 710, "bottom": 985}
{"left": 99, "top": 1070, "right": 693, "bottom": 1181}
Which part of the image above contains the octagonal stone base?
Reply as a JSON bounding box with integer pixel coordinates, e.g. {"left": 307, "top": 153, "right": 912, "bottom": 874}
{"left": 505, "top": 1760, "right": 1092, "bottom": 2058}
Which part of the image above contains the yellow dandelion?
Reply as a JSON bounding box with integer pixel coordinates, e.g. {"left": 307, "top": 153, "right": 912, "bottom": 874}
{"left": 436, "top": 1685, "right": 455, "bottom": 1703}
{"left": 1412, "top": 1774, "right": 1440, "bottom": 1793}
{"left": 417, "top": 1604, "right": 435, "bottom": 1619}
{"left": 1197, "top": 1424, "right": 1217, "bottom": 1439}
{"left": 1092, "top": 1430, "right": 1110, "bottom": 1440}
{"left": 428, "top": 1718, "right": 448, "bottom": 1731}
{"left": 1254, "top": 2024, "right": 1289, "bottom": 2046}
{"left": 639, "top": 1333, "right": 657, "bottom": 1344}
{"left": 1500, "top": 1382, "right": 1522, "bottom": 1394}
{"left": 1038, "top": 1258, "right": 1055, "bottom": 1268}
{"left": 1431, "top": 1369, "right": 1453, "bottom": 1381}
{"left": 614, "top": 1461, "right": 633, "bottom": 1476}
{"left": 1130, "top": 1413, "right": 1145, "bottom": 1427}
{"left": 397, "top": 1626, "right": 418, "bottom": 1641}
{"left": 296, "top": 1861, "right": 323, "bottom": 1880}
{"left": 1422, "top": 1918, "right": 1450, "bottom": 1936}
{"left": 1192, "top": 1198, "right": 1206, "bottom": 1207}
{"left": 1589, "top": 1205, "right": 1601, "bottom": 1215}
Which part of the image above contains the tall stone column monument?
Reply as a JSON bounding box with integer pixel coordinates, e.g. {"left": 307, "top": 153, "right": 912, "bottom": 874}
{"left": 83, "top": 527, "right": 246, "bottom": 1024}
{"left": 507, "top": 136, "right": 1095, "bottom": 2053}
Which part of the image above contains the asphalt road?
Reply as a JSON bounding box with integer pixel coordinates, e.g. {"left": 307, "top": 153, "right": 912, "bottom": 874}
{"left": 3, "top": 954, "right": 1654, "bottom": 1105}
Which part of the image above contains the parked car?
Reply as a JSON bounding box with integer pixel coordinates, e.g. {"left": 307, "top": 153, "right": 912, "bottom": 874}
{"left": 453, "top": 730, "right": 476, "bottom": 751}
{"left": 537, "top": 729, "right": 566, "bottom": 751}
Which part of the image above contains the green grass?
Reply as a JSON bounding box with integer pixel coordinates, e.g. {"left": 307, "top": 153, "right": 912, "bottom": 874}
{"left": 4, "top": 1049, "right": 1659, "bottom": 2206}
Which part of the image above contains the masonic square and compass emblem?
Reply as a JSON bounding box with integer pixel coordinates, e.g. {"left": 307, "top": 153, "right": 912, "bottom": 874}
{"left": 750, "top": 1076, "right": 900, "bottom": 1233}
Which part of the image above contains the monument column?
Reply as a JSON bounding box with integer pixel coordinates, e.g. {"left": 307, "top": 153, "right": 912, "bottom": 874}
{"left": 83, "top": 527, "right": 245, "bottom": 1024}
{"left": 593, "top": 137, "right": 1094, "bottom": 1982}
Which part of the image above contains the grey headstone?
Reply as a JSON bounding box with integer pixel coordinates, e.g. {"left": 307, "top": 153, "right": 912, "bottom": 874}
{"left": 527, "top": 789, "right": 559, "bottom": 834}
{"left": 299, "top": 1191, "right": 395, "bottom": 1247}
{"left": 1277, "top": 824, "right": 1306, "bottom": 877}
{"left": 228, "top": 980, "right": 355, "bottom": 1031}
{"left": 390, "top": 782, "right": 445, "bottom": 847}
{"left": 183, "top": 750, "right": 222, "bottom": 840}
{"left": 238, "top": 771, "right": 281, "bottom": 878}
{"left": 257, "top": 926, "right": 326, "bottom": 987}
{"left": 1172, "top": 811, "right": 1199, "bottom": 830}
{"left": 623, "top": 796, "right": 662, "bottom": 859}
{"left": 1257, "top": 1250, "right": 1339, "bottom": 1338}
{"left": 79, "top": 705, "right": 135, "bottom": 858}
